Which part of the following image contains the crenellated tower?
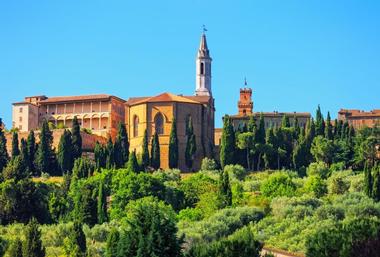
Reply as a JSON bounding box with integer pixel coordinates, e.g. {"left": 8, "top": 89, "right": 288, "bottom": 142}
{"left": 238, "top": 79, "right": 253, "bottom": 116}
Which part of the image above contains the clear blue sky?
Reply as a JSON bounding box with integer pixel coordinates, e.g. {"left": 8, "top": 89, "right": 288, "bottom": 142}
{"left": 1, "top": 0, "right": 379, "bottom": 128}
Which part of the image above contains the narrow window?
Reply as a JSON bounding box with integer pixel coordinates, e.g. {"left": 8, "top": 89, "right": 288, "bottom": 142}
{"left": 200, "top": 63, "right": 204, "bottom": 75}
{"left": 19, "top": 107, "right": 23, "bottom": 113}
{"left": 155, "top": 113, "right": 164, "bottom": 135}
{"left": 133, "top": 115, "right": 139, "bottom": 137}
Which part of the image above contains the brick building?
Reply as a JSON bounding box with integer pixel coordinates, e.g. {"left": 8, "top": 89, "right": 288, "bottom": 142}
{"left": 338, "top": 109, "right": 380, "bottom": 129}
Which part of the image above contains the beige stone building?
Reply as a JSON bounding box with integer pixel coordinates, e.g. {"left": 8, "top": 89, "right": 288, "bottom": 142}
{"left": 338, "top": 109, "right": 380, "bottom": 129}
{"left": 12, "top": 94, "right": 126, "bottom": 138}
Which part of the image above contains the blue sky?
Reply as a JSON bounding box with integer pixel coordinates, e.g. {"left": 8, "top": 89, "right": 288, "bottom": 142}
{"left": 1, "top": 0, "right": 379, "bottom": 128}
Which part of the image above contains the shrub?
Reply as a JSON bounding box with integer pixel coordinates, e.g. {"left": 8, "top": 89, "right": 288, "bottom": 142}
{"left": 304, "top": 175, "right": 327, "bottom": 198}
{"left": 224, "top": 164, "right": 246, "bottom": 181}
{"left": 328, "top": 173, "right": 350, "bottom": 195}
{"left": 260, "top": 172, "right": 297, "bottom": 199}
{"left": 177, "top": 207, "right": 204, "bottom": 222}
{"left": 307, "top": 162, "right": 330, "bottom": 179}
{"left": 201, "top": 157, "right": 218, "bottom": 171}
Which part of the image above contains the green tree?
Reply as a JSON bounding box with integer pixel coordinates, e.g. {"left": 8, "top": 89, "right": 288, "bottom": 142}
{"left": 2, "top": 156, "right": 28, "bottom": 181}
{"left": 311, "top": 136, "right": 335, "bottom": 166}
{"left": 169, "top": 118, "right": 179, "bottom": 169}
{"left": 7, "top": 238, "right": 23, "bottom": 257}
{"left": 74, "top": 182, "right": 97, "bottom": 226}
{"left": 71, "top": 116, "right": 82, "bottom": 160}
{"left": 11, "top": 131, "right": 20, "bottom": 158}
{"left": 260, "top": 172, "right": 296, "bottom": 199}
{"left": 72, "top": 158, "right": 95, "bottom": 179}
{"left": 106, "top": 137, "right": 115, "bottom": 169}
{"left": 57, "top": 129, "right": 74, "bottom": 174}
{"left": 264, "top": 127, "right": 278, "bottom": 170}
{"left": 305, "top": 222, "right": 343, "bottom": 257}
{"left": 247, "top": 115, "right": 257, "bottom": 132}
{"left": 114, "top": 123, "right": 129, "bottom": 168}
{"left": 127, "top": 150, "right": 139, "bottom": 173}
{"left": 325, "top": 111, "right": 333, "bottom": 140}
{"left": 151, "top": 132, "right": 161, "bottom": 170}
{"left": 219, "top": 170, "right": 232, "bottom": 207}
{"left": 97, "top": 179, "right": 108, "bottom": 224}
{"left": 372, "top": 165, "right": 380, "bottom": 202}
{"left": 237, "top": 132, "right": 254, "bottom": 170}
{"left": 185, "top": 117, "right": 197, "bottom": 170}
{"left": 0, "top": 122, "right": 9, "bottom": 172}
{"left": 27, "top": 130, "right": 36, "bottom": 174}
{"left": 281, "top": 114, "right": 290, "bottom": 128}
{"left": 23, "top": 218, "right": 45, "bottom": 257}
{"left": 94, "top": 141, "right": 106, "bottom": 169}
{"left": 20, "top": 138, "right": 29, "bottom": 170}
{"left": 64, "top": 221, "right": 86, "bottom": 257}
{"left": 141, "top": 129, "right": 150, "bottom": 170}
{"left": 364, "top": 161, "right": 373, "bottom": 198}
{"left": 220, "top": 115, "right": 236, "bottom": 168}
{"left": 315, "top": 105, "right": 325, "bottom": 136}
{"left": 105, "top": 229, "right": 120, "bottom": 257}
{"left": 35, "top": 120, "right": 55, "bottom": 175}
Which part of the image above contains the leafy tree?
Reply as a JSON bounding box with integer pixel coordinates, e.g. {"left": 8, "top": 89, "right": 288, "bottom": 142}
{"left": 35, "top": 120, "right": 55, "bottom": 175}
{"left": 72, "top": 158, "right": 95, "bottom": 179}
{"left": 97, "top": 179, "right": 108, "bottom": 224}
{"left": 23, "top": 218, "right": 45, "bottom": 257}
{"left": 325, "top": 112, "right": 333, "bottom": 140}
{"left": 311, "top": 136, "right": 335, "bottom": 166}
{"left": 185, "top": 117, "right": 197, "bottom": 169}
{"left": 7, "top": 238, "right": 23, "bottom": 257}
{"left": 105, "top": 229, "right": 119, "bottom": 257}
{"left": 2, "top": 156, "right": 28, "bottom": 181}
{"left": 0, "top": 123, "right": 9, "bottom": 172}
{"left": 127, "top": 150, "right": 139, "bottom": 173}
{"left": 27, "top": 130, "right": 36, "bottom": 174}
{"left": 169, "top": 118, "right": 179, "bottom": 168}
{"left": 94, "top": 141, "right": 106, "bottom": 169}
{"left": 372, "top": 165, "right": 380, "bottom": 202}
{"left": 219, "top": 170, "right": 232, "bottom": 207}
{"left": 141, "top": 129, "right": 150, "bottom": 170}
{"left": 74, "top": 182, "right": 97, "bottom": 226}
{"left": 220, "top": 115, "right": 236, "bottom": 168}
{"left": 293, "top": 139, "right": 309, "bottom": 171}
{"left": 237, "top": 132, "right": 254, "bottom": 170}
{"left": 151, "top": 132, "right": 160, "bottom": 170}
{"left": 364, "top": 161, "right": 373, "bottom": 198}
{"left": 106, "top": 137, "right": 115, "bottom": 169}
{"left": 57, "top": 129, "right": 74, "bottom": 174}
{"left": 11, "top": 131, "right": 20, "bottom": 158}
{"left": 71, "top": 116, "right": 82, "bottom": 160}
{"left": 114, "top": 123, "right": 129, "bottom": 168}
{"left": 247, "top": 115, "right": 257, "bottom": 132}
{"left": 264, "top": 127, "right": 278, "bottom": 170}
{"left": 260, "top": 172, "right": 296, "bottom": 199}
{"left": 64, "top": 221, "right": 86, "bottom": 257}
{"left": 200, "top": 157, "right": 217, "bottom": 171}
{"left": 304, "top": 175, "right": 327, "bottom": 198}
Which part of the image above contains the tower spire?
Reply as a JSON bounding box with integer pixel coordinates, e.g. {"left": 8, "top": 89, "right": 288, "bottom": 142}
{"left": 195, "top": 27, "right": 212, "bottom": 96}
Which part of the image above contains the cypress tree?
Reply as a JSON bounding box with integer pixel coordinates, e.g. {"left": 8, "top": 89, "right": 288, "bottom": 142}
{"left": 247, "top": 115, "right": 257, "bottom": 132}
{"left": 20, "top": 138, "right": 29, "bottom": 169}
{"left": 11, "top": 131, "right": 20, "bottom": 158}
{"left": 141, "top": 129, "right": 150, "bottom": 170}
{"left": 219, "top": 170, "right": 232, "bottom": 207}
{"left": 114, "top": 123, "right": 129, "bottom": 168}
{"left": 256, "top": 113, "right": 266, "bottom": 144}
{"left": 57, "top": 130, "right": 74, "bottom": 174}
{"left": 97, "top": 179, "right": 108, "bottom": 224}
{"left": 36, "top": 120, "right": 54, "bottom": 175}
{"left": 220, "top": 115, "right": 236, "bottom": 168}
{"left": 27, "top": 130, "right": 36, "bottom": 174}
{"left": 23, "top": 218, "right": 45, "bottom": 257}
{"left": 71, "top": 116, "right": 82, "bottom": 160}
{"left": 105, "top": 229, "right": 120, "bottom": 257}
{"left": 281, "top": 114, "right": 290, "bottom": 128}
{"left": 94, "top": 141, "right": 106, "bottom": 169}
{"left": 341, "top": 121, "right": 349, "bottom": 140}
{"left": 7, "top": 238, "right": 23, "bottom": 257}
{"left": 372, "top": 165, "right": 380, "bottom": 202}
{"left": 2, "top": 155, "right": 28, "bottom": 181}
{"left": 0, "top": 122, "right": 9, "bottom": 172}
{"left": 315, "top": 105, "right": 325, "bottom": 136}
{"left": 336, "top": 120, "right": 343, "bottom": 139}
{"left": 150, "top": 132, "right": 160, "bottom": 170}
{"left": 185, "top": 117, "right": 197, "bottom": 169}
{"left": 65, "top": 222, "right": 86, "bottom": 257}
{"left": 325, "top": 112, "right": 333, "bottom": 140}
{"left": 364, "top": 161, "right": 373, "bottom": 198}
{"left": 168, "top": 118, "right": 179, "bottom": 169}
{"left": 264, "top": 127, "right": 278, "bottom": 170}
{"left": 293, "top": 115, "right": 300, "bottom": 138}
{"left": 106, "top": 138, "right": 115, "bottom": 169}
{"left": 127, "top": 150, "right": 139, "bottom": 173}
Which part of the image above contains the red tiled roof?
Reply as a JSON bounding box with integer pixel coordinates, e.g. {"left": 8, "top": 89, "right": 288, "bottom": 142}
{"left": 39, "top": 94, "right": 126, "bottom": 104}
{"left": 126, "top": 93, "right": 204, "bottom": 106}
{"left": 339, "top": 109, "right": 380, "bottom": 118}
{"left": 230, "top": 112, "right": 311, "bottom": 118}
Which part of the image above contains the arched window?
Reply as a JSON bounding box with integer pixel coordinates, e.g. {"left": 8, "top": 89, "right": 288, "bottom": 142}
{"left": 133, "top": 115, "right": 139, "bottom": 137}
{"left": 154, "top": 113, "right": 164, "bottom": 135}
{"left": 200, "top": 63, "right": 204, "bottom": 75}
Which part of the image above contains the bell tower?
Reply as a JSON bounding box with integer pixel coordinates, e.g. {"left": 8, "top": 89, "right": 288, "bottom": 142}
{"left": 238, "top": 79, "right": 253, "bottom": 116}
{"left": 195, "top": 28, "right": 212, "bottom": 96}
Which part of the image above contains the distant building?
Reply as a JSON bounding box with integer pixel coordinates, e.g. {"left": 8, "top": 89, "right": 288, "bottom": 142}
{"left": 125, "top": 32, "right": 215, "bottom": 171}
{"left": 12, "top": 94, "right": 125, "bottom": 138}
{"left": 338, "top": 109, "right": 380, "bottom": 129}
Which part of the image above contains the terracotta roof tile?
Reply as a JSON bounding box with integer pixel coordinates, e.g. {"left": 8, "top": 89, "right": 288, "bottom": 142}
{"left": 127, "top": 93, "right": 202, "bottom": 106}
{"left": 39, "top": 94, "right": 125, "bottom": 104}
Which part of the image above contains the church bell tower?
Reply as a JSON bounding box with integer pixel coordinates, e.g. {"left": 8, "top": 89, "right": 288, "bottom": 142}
{"left": 195, "top": 30, "right": 212, "bottom": 96}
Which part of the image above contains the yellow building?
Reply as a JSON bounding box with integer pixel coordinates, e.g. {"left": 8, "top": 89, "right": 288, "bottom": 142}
{"left": 125, "top": 32, "right": 215, "bottom": 171}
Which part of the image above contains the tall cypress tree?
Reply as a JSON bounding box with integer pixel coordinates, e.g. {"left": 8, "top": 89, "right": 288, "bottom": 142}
{"left": 106, "top": 229, "right": 120, "bottom": 257}
{"left": 247, "top": 115, "right": 257, "bottom": 132}
{"left": 185, "top": 117, "right": 196, "bottom": 169}
{"left": 106, "top": 138, "right": 115, "bottom": 169}
{"left": 65, "top": 222, "right": 86, "bottom": 257}
{"left": 141, "top": 129, "right": 150, "bottom": 170}
{"left": 114, "top": 123, "right": 129, "bottom": 168}
{"left": 94, "top": 141, "right": 106, "bottom": 169}
{"left": 57, "top": 130, "right": 74, "bottom": 174}
{"left": 20, "top": 138, "right": 29, "bottom": 170}
{"left": 315, "top": 105, "right": 325, "bottom": 136}
{"left": 168, "top": 118, "right": 179, "bottom": 169}
{"left": 0, "top": 121, "right": 9, "bottom": 172}
{"left": 219, "top": 170, "right": 232, "bottom": 207}
{"left": 23, "top": 218, "right": 45, "bottom": 257}
{"left": 281, "top": 114, "right": 290, "bottom": 128}
{"left": 11, "top": 131, "right": 20, "bottom": 158}
{"left": 364, "top": 161, "right": 373, "bottom": 198}
{"left": 27, "top": 130, "right": 36, "bottom": 174}
{"left": 372, "top": 165, "right": 380, "bottom": 202}
{"left": 97, "top": 179, "right": 108, "bottom": 224}
{"left": 7, "top": 238, "right": 23, "bottom": 257}
{"left": 220, "top": 115, "right": 236, "bottom": 168}
{"left": 150, "top": 132, "right": 160, "bottom": 170}
{"left": 256, "top": 113, "right": 266, "bottom": 144}
{"left": 71, "top": 116, "right": 82, "bottom": 160}
{"left": 293, "top": 115, "right": 300, "bottom": 138}
{"left": 127, "top": 150, "right": 139, "bottom": 173}
{"left": 36, "top": 120, "right": 54, "bottom": 175}
{"left": 325, "top": 112, "right": 333, "bottom": 140}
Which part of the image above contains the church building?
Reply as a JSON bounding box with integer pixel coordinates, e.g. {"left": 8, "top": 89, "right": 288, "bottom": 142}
{"left": 125, "top": 32, "right": 215, "bottom": 171}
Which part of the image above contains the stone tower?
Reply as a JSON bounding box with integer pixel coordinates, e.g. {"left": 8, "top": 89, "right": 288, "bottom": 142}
{"left": 238, "top": 80, "right": 253, "bottom": 116}
{"left": 195, "top": 31, "right": 212, "bottom": 96}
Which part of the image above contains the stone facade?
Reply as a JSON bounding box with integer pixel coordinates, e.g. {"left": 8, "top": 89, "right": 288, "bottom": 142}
{"left": 338, "top": 109, "right": 380, "bottom": 129}
{"left": 12, "top": 94, "right": 126, "bottom": 139}
{"left": 125, "top": 93, "right": 215, "bottom": 171}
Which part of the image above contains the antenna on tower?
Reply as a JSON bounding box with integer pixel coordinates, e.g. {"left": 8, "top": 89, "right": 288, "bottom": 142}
{"left": 202, "top": 24, "right": 208, "bottom": 33}
{"left": 244, "top": 77, "right": 247, "bottom": 86}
